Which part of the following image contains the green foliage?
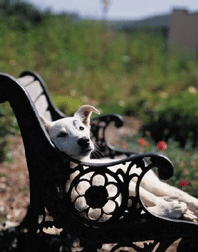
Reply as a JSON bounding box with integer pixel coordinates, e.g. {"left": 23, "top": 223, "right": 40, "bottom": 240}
{"left": 121, "top": 134, "right": 198, "bottom": 197}
{"left": 98, "top": 102, "right": 125, "bottom": 115}
{"left": 142, "top": 90, "right": 198, "bottom": 148}
{"left": 0, "top": 104, "right": 20, "bottom": 162}
{"left": 51, "top": 94, "right": 83, "bottom": 115}
{"left": 0, "top": 7, "right": 198, "bottom": 104}
{"left": 0, "top": 0, "right": 46, "bottom": 30}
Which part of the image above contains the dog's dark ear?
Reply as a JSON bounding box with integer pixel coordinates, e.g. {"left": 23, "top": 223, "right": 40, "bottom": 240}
{"left": 74, "top": 105, "right": 100, "bottom": 127}
{"left": 40, "top": 115, "right": 52, "bottom": 132}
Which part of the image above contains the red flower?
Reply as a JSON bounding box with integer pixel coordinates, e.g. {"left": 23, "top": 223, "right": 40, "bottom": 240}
{"left": 137, "top": 138, "right": 149, "bottom": 147}
{"left": 59, "top": 88, "right": 66, "bottom": 96}
{"left": 157, "top": 141, "right": 167, "bottom": 151}
{"left": 179, "top": 180, "right": 188, "bottom": 187}
{"left": 180, "top": 161, "right": 184, "bottom": 167}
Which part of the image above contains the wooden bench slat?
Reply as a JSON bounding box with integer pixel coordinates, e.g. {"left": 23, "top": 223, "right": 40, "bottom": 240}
{"left": 17, "top": 76, "right": 35, "bottom": 86}
{"left": 34, "top": 94, "right": 49, "bottom": 116}
{"left": 18, "top": 75, "right": 53, "bottom": 120}
{"left": 43, "top": 111, "right": 52, "bottom": 121}
{"left": 25, "top": 81, "right": 43, "bottom": 102}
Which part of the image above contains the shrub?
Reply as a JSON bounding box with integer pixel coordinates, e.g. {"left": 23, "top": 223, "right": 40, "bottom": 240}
{"left": 51, "top": 94, "right": 83, "bottom": 115}
{"left": 0, "top": 104, "right": 19, "bottom": 162}
{"left": 120, "top": 134, "right": 198, "bottom": 197}
{"left": 0, "top": 0, "right": 45, "bottom": 30}
{"left": 142, "top": 90, "right": 198, "bottom": 148}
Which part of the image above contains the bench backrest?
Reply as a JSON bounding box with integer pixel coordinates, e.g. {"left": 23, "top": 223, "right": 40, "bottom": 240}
{"left": 17, "top": 71, "right": 65, "bottom": 121}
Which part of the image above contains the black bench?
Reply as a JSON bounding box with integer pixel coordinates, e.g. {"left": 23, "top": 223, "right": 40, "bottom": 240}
{"left": 0, "top": 71, "right": 198, "bottom": 251}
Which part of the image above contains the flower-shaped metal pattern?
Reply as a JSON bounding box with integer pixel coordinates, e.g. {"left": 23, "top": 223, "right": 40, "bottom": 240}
{"left": 69, "top": 169, "right": 124, "bottom": 222}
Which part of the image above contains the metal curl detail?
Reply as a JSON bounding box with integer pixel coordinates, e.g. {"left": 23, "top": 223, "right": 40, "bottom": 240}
{"left": 109, "top": 240, "right": 158, "bottom": 252}
{"left": 68, "top": 166, "right": 125, "bottom": 223}
{"left": 66, "top": 155, "right": 155, "bottom": 224}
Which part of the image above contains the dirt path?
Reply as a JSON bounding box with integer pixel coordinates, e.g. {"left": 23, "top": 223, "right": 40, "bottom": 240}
{"left": 0, "top": 135, "right": 29, "bottom": 227}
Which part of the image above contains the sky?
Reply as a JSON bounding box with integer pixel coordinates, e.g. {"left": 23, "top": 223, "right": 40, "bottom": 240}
{"left": 27, "top": 0, "right": 198, "bottom": 20}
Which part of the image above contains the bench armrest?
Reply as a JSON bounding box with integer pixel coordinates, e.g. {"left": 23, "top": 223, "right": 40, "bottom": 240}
{"left": 39, "top": 152, "right": 176, "bottom": 249}
{"left": 91, "top": 114, "right": 132, "bottom": 158}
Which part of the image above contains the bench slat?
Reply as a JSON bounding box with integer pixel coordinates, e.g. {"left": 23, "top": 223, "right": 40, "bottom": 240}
{"left": 34, "top": 95, "right": 49, "bottom": 117}
{"left": 17, "top": 76, "right": 35, "bottom": 86}
{"left": 25, "top": 81, "right": 43, "bottom": 102}
{"left": 43, "top": 111, "right": 52, "bottom": 121}
{"left": 18, "top": 75, "right": 53, "bottom": 120}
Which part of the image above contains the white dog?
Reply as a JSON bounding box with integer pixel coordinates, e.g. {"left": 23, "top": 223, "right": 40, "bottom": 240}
{"left": 40, "top": 105, "right": 198, "bottom": 222}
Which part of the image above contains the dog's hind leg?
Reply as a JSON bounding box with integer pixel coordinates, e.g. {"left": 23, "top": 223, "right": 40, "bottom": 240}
{"left": 148, "top": 200, "right": 197, "bottom": 222}
{"left": 129, "top": 181, "right": 197, "bottom": 221}
{"left": 140, "top": 170, "right": 198, "bottom": 214}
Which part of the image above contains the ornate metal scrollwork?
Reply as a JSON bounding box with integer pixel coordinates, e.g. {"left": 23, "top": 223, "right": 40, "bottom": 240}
{"left": 68, "top": 166, "right": 124, "bottom": 223}
{"left": 109, "top": 240, "right": 159, "bottom": 252}
{"left": 38, "top": 149, "right": 177, "bottom": 252}
{"left": 65, "top": 153, "right": 173, "bottom": 226}
{"left": 90, "top": 114, "right": 132, "bottom": 158}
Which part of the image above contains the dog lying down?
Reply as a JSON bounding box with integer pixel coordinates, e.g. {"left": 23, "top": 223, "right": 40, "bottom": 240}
{"left": 40, "top": 105, "right": 198, "bottom": 222}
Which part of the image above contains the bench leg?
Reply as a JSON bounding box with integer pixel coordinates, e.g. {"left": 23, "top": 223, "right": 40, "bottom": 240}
{"left": 155, "top": 237, "right": 180, "bottom": 252}
{"left": 81, "top": 245, "right": 98, "bottom": 252}
{"left": 24, "top": 179, "right": 41, "bottom": 251}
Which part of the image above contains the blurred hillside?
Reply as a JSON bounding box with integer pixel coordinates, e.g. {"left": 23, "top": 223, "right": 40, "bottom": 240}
{"left": 108, "top": 14, "right": 170, "bottom": 30}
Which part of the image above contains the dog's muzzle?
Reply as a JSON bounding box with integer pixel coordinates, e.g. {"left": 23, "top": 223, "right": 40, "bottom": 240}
{"left": 78, "top": 137, "right": 90, "bottom": 148}
{"left": 78, "top": 137, "right": 93, "bottom": 156}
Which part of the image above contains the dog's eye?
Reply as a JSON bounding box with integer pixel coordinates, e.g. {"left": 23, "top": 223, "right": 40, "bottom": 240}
{"left": 73, "top": 120, "right": 85, "bottom": 131}
{"left": 57, "top": 132, "right": 68, "bottom": 138}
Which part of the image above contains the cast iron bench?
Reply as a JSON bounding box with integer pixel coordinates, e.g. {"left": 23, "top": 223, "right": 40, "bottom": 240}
{"left": 0, "top": 71, "right": 198, "bottom": 251}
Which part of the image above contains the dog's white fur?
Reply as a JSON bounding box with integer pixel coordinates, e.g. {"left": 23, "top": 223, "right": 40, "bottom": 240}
{"left": 40, "top": 105, "right": 198, "bottom": 222}
{"left": 41, "top": 105, "right": 99, "bottom": 160}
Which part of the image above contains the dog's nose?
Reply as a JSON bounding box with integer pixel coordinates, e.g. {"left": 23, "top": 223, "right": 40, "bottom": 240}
{"left": 78, "top": 137, "right": 90, "bottom": 147}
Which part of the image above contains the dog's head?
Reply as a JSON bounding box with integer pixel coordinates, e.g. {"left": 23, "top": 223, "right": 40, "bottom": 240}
{"left": 40, "top": 105, "right": 100, "bottom": 160}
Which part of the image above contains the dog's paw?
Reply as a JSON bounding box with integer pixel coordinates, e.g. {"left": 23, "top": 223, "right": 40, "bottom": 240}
{"left": 166, "top": 201, "right": 187, "bottom": 219}
{"left": 161, "top": 196, "right": 198, "bottom": 218}
{"left": 182, "top": 208, "right": 197, "bottom": 222}
{"left": 185, "top": 200, "right": 198, "bottom": 214}
{"left": 149, "top": 200, "right": 197, "bottom": 222}
{"left": 166, "top": 201, "right": 197, "bottom": 222}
